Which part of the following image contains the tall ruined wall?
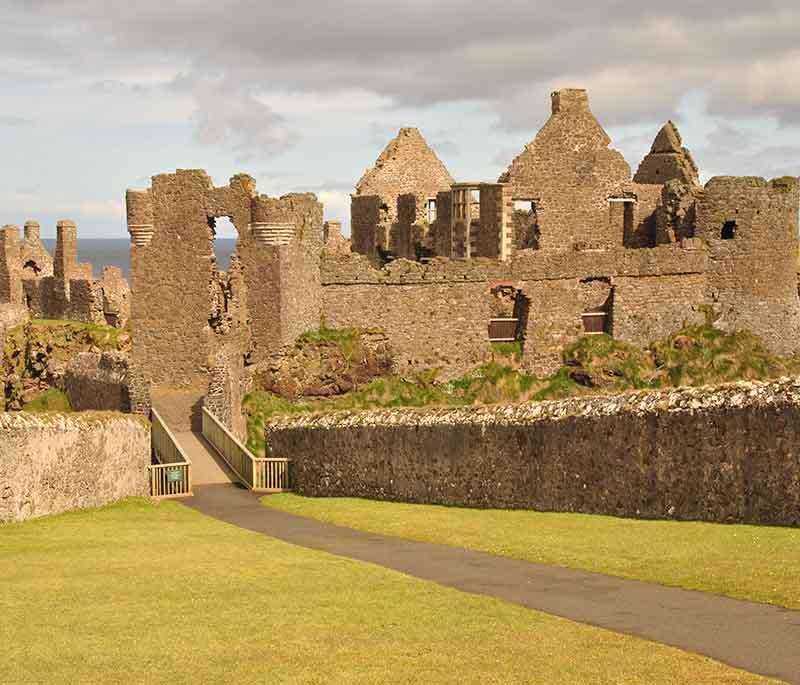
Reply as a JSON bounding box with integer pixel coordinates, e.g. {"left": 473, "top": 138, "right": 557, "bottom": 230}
{"left": 322, "top": 244, "right": 708, "bottom": 377}
{"left": 352, "top": 128, "right": 453, "bottom": 258}
{"left": 695, "top": 176, "right": 800, "bottom": 355}
{"left": 247, "top": 193, "right": 323, "bottom": 359}
{"left": 431, "top": 191, "right": 453, "bottom": 258}
{"left": 350, "top": 195, "right": 383, "bottom": 259}
{"left": 0, "top": 225, "right": 22, "bottom": 305}
{"left": 126, "top": 171, "right": 255, "bottom": 407}
{"left": 0, "top": 412, "right": 150, "bottom": 523}
{"left": 20, "top": 221, "right": 53, "bottom": 278}
{"left": 127, "top": 170, "right": 322, "bottom": 413}
{"left": 499, "top": 89, "right": 631, "bottom": 250}
{"left": 266, "top": 379, "right": 800, "bottom": 525}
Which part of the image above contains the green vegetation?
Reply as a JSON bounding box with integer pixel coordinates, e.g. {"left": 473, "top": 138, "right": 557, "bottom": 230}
{"left": 21, "top": 388, "right": 72, "bottom": 413}
{"left": 0, "top": 498, "right": 775, "bottom": 684}
{"left": 296, "top": 326, "right": 377, "bottom": 361}
{"left": 263, "top": 495, "right": 800, "bottom": 610}
{"left": 245, "top": 324, "right": 800, "bottom": 455}
{"left": 2, "top": 319, "right": 130, "bottom": 411}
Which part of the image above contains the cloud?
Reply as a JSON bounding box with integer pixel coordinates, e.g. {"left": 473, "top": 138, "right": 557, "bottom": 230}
{"left": 695, "top": 123, "right": 800, "bottom": 180}
{"left": 189, "top": 80, "right": 296, "bottom": 161}
{"left": 8, "top": 1, "right": 799, "bottom": 128}
{"left": 0, "top": 115, "right": 33, "bottom": 127}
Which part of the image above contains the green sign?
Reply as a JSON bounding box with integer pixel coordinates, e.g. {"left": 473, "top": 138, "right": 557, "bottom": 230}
{"left": 166, "top": 468, "right": 184, "bottom": 483}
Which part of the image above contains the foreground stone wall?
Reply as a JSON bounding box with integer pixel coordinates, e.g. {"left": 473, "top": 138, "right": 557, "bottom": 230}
{"left": 266, "top": 379, "right": 800, "bottom": 525}
{"left": 0, "top": 412, "right": 150, "bottom": 522}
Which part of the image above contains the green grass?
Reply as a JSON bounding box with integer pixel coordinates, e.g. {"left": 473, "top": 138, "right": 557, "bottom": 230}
{"left": 246, "top": 325, "right": 800, "bottom": 455}
{"left": 296, "top": 326, "right": 377, "bottom": 361}
{"left": 262, "top": 495, "right": 800, "bottom": 611}
{"left": 21, "top": 388, "right": 72, "bottom": 413}
{"left": 0, "top": 499, "right": 775, "bottom": 684}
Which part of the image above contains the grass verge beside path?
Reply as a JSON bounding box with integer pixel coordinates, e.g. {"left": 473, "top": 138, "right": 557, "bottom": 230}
{"left": 0, "top": 499, "right": 775, "bottom": 684}
{"left": 262, "top": 495, "right": 800, "bottom": 610}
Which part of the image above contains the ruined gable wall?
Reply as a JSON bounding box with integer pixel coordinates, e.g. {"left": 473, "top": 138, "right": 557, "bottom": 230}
{"left": 20, "top": 221, "right": 53, "bottom": 279}
{"left": 500, "top": 90, "right": 631, "bottom": 251}
{"left": 695, "top": 176, "right": 800, "bottom": 354}
{"left": 353, "top": 128, "right": 454, "bottom": 258}
{"left": 634, "top": 122, "right": 700, "bottom": 186}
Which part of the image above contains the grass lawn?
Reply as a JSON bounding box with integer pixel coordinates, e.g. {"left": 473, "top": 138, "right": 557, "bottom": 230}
{"left": 262, "top": 495, "right": 800, "bottom": 610}
{"left": 0, "top": 499, "right": 775, "bottom": 684}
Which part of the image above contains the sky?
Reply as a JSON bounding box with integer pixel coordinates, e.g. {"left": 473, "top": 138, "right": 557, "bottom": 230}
{"left": 1, "top": 1, "right": 799, "bottom": 239}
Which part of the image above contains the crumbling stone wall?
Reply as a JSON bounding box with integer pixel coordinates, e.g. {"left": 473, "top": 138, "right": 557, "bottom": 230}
{"left": 634, "top": 122, "right": 700, "bottom": 186}
{"left": 127, "top": 170, "right": 322, "bottom": 420}
{"left": 499, "top": 89, "right": 631, "bottom": 251}
{"left": 0, "top": 219, "right": 130, "bottom": 328}
{"left": 64, "top": 352, "right": 130, "bottom": 412}
{"left": 0, "top": 412, "right": 149, "bottom": 522}
{"left": 321, "top": 243, "right": 709, "bottom": 377}
{"left": 265, "top": 378, "right": 800, "bottom": 525}
{"left": 695, "top": 176, "right": 800, "bottom": 355}
{"left": 352, "top": 128, "right": 453, "bottom": 259}
{"left": 0, "top": 225, "right": 23, "bottom": 305}
{"left": 20, "top": 221, "right": 53, "bottom": 279}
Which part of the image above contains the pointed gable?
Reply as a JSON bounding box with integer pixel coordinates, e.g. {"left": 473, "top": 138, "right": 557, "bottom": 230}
{"left": 498, "top": 89, "right": 632, "bottom": 250}
{"left": 355, "top": 127, "right": 454, "bottom": 200}
{"left": 634, "top": 121, "right": 700, "bottom": 186}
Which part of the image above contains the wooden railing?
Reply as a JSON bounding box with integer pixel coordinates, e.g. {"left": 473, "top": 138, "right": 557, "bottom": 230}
{"left": 149, "top": 409, "right": 193, "bottom": 498}
{"left": 201, "top": 407, "right": 291, "bottom": 493}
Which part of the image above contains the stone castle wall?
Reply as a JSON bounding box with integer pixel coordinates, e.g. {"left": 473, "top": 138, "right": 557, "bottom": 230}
{"left": 695, "top": 176, "right": 800, "bottom": 354}
{"left": 266, "top": 379, "right": 800, "bottom": 525}
{"left": 321, "top": 243, "right": 710, "bottom": 375}
{"left": 0, "top": 220, "right": 130, "bottom": 328}
{"left": 0, "top": 412, "right": 150, "bottom": 523}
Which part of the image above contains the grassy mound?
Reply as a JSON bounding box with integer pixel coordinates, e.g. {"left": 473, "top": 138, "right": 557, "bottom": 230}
{"left": 244, "top": 324, "right": 800, "bottom": 456}
{"left": 1, "top": 319, "right": 130, "bottom": 411}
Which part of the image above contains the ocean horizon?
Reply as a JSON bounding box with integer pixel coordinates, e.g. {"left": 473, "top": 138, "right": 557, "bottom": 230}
{"left": 41, "top": 238, "right": 237, "bottom": 280}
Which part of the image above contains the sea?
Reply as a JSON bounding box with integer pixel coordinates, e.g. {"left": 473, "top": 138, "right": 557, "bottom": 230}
{"left": 41, "top": 238, "right": 238, "bottom": 280}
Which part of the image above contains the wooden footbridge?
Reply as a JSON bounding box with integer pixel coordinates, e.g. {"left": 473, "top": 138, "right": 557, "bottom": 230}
{"left": 148, "top": 389, "right": 290, "bottom": 498}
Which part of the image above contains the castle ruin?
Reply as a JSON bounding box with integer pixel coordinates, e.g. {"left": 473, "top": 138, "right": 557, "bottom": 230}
{"left": 0, "top": 87, "right": 786, "bottom": 434}
{"left": 0, "top": 220, "right": 130, "bottom": 328}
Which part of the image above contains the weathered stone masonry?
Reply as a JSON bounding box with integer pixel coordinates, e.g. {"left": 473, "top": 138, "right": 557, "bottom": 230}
{"left": 266, "top": 379, "right": 800, "bottom": 525}
{"left": 123, "top": 88, "right": 800, "bottom": 423}
{"left": 0, "top": 412, "right": 149, "bottom": 523}
{"left": 0, "top": 219, "right": 130, "bottom": 328}
{"left": 126, "top": 170, "right": 323, "bottom": 432}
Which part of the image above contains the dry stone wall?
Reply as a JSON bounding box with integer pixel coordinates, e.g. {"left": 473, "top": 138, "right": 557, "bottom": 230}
{"left": 266, "top": 379, "right": 800, "bottom": 525}
{"left": 0, "top": 412, "right": 149, "bottom": 523}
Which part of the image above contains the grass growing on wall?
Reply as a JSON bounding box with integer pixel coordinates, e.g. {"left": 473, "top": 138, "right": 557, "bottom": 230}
{"left": 245, "top": 324, "right": 800, "bottom": 456}
{"left": 0, "top": 498, "right": 777, "bottom": 684}
{"left": 21, "top": 388, "right": 72, "bottom": 413}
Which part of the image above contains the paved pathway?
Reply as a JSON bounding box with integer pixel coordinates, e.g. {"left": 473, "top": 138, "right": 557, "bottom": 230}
{"left": 184, "top": 484, "right": 800, "bottom": 684}
{"left": 151, "top": 387, "right": 238, "bottom": 486}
